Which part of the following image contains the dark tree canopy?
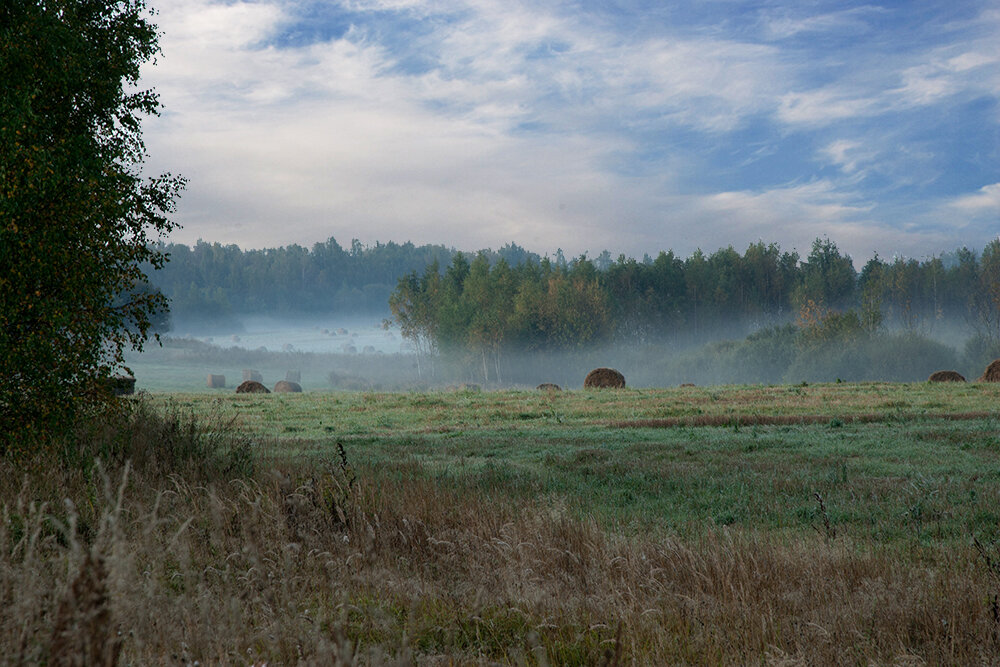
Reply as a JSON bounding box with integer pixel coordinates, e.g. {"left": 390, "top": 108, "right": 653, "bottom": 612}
{"left": 0, "top": 0, "right": 184, "bottom": 452}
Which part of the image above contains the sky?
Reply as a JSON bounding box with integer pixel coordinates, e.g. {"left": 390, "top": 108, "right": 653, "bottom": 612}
{"left": 139, "top": 0, "right": 1000, "bottom": 263}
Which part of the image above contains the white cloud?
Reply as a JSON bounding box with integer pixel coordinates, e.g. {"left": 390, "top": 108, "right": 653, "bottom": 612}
{"left": 137, "top": 0, "right": 1000, "bottom": 262}
{"left": 950, "top": 183, "right": 1000, "bottom": 213}
{"left": 777, "top": 32, "right": 1000, "bottom": 127}
{"left": 757, "top": 5, "right": 885, "bottom": 41}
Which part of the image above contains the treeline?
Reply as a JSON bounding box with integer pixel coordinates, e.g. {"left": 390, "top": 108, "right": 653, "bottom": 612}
{"left": 147, "top": 238, "right": 539, "bottom": 328}
{"left": 389, "top": 238, "right": 1000, "bottom": 383}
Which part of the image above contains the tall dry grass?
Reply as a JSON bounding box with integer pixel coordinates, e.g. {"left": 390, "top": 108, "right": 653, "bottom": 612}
{"left": 3, "top": 402, "right": 1000, "bottom": 664}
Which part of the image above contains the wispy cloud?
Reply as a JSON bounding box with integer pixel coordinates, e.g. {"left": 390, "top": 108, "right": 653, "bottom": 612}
{"left": 140, "top": 0, "right": 1000, "bottom": 260}
{"left": 950, "top": 182, "right": 1000, "bottom": 213}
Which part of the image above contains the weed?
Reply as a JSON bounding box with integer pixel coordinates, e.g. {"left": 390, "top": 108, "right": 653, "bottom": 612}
{"left": 813, "top": 491, "right": 836, "bottom": 542}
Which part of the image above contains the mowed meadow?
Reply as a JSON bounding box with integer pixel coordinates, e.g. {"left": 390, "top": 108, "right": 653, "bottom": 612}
{"left": 7, "top": 381, "right": 1000, "bottom": 664}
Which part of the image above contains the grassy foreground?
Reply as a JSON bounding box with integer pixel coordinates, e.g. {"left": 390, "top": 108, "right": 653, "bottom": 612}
{"left": 5, "top": 382, "right": 1000, "bottom": 664}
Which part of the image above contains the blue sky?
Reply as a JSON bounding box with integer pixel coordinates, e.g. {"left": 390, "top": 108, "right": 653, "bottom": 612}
{"left": 140, "top": 0, "right": 1000, "bottom": 263}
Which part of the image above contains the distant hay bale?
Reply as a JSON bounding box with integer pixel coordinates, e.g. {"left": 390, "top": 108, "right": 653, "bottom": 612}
{"left": 242, "top": 369, "right": 263, "bottom": 383}
{"left": 978, "top": 359, "right": 1000, "bottom": 382}
{"left": 584, "top": 367, "right": 625, "bottom": 389}
{"left": 207, "top": 374, "right": 226, "bottom": 388}
{"left": 537, "top": 383, "right": 562, "bottom": 391}
{"left": 235, "top": 380, "right": 269, "bottom": 394}
{"left": 928, "top": 370, "right": 966, "bottom": 383}
{"left": 680, "top": 383, "right": 696, "bottom": 387}
{"left": 285, "top": 370, "right": 301, "bottom": 383}
{"left": 273, "top": 380, "right": 302, "bottom": 393}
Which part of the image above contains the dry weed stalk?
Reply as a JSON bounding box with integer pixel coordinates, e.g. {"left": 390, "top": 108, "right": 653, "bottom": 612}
{"left": 3, "top": 445, "right": 1000, "bottom": 663}
{"left": 48, "top": 552, "right": 120, "bottom": 667}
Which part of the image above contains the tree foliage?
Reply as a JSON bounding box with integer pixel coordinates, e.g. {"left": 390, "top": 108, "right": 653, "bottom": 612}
{"left": 387, "top": 238, "right": 1000, "bottom": 384}
{"left": 0, "top": 0, "right": 184, "bottom": 451}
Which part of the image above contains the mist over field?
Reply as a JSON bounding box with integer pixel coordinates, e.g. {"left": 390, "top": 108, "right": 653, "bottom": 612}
{"left": 124, "top": 235, "right": 1000, "bottom": 392}
{"left": 125, "top": 314, "right": 994, "bottom": 394}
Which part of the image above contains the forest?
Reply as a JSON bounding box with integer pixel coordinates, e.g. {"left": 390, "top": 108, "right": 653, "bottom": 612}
{"left": 146, "top": 235, "right": 1000, "bottom": 385}
{"left": 387, "top": 237, "right": 1000, "bottom": 384}
{"left": 148, "top": 238, "right": 539, "bottom": 328}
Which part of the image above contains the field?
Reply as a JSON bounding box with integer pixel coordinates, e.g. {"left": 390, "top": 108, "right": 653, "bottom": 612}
{"left": 7, "top": 381, "right": 1000, "bottom": 664}
{"left": 158, "top": 382, "right": 1000, "bottom": 546}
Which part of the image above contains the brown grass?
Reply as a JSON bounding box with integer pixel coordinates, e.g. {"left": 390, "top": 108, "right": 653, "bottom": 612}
{"left": 5, "top": 405, "right": 1000, "bottom": 664}
{"left": 2, "top": 463, "right": 999, "bottom": 664}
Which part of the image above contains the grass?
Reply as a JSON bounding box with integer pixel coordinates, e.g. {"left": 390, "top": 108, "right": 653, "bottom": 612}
{"left": 150, "top": 383, "right": 1000, "bottom": 547}
{"left": 6, "top": 382, "right": 1000, "bottom": 663}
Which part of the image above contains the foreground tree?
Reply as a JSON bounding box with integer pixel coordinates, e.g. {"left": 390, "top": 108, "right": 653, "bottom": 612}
{"left": 0, "top": 1, "right": 184, "bottom": 452}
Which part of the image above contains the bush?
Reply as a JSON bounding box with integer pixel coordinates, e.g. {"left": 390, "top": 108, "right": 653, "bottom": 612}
{"left": 67, "top": 397, "right": 258, "bottom": 481}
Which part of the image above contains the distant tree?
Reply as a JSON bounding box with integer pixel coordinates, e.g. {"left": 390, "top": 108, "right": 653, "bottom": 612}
{"left": 857, "top": 253, "right": 886, "bottom": 332}
{"left": 795, "top": 238, "right": 856, "bottom": 310}
{"left": 0, "top": 0, "right": 184, "bottom": 452}
{"left": 973, "top": 240, "right": 1000, "bottom": 343}
{"left": 388, "top": 262, "right": 442, "bottom": 377}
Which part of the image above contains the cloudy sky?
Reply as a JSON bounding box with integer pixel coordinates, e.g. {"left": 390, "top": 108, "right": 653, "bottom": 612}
{"left": 139, "top": 0, "right": 1000, "bottom": 262}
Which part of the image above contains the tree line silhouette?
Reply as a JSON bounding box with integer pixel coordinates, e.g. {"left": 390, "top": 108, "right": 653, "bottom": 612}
{"left": 147, "top": 235, "right": 1000, "bottom": 382}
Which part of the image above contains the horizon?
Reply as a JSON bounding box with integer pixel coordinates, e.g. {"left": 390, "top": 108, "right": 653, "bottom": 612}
{"left": 158, "top": 232, "right": 995, "bottom": 271}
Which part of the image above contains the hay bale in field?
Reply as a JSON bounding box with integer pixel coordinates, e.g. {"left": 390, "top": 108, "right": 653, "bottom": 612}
{"left": 584, "top": 367, "right": 625, "bottom": 389}
{"left": 928, "top": 370, "right": 966, "bottom": 383}
{"left": 109, "top": 375, "right": 135, "bottom": 395}
{"left": 235, "top": 380, "right": 269, "bottom": 394}
{"left": 207, "top": 374, "right": 226, "bottom": 388}
{"left": 680, "top": 383, "right": 696, "bottom": 388}
{"left": 537, "top": 383, "right": 562, "bottom": 391}
{"left": 978, "top": 359, "right": 1000, "bottom": 382}
{"left": 273, "top": 380, "right": 302, "bottom": 393}
{"left": 285, "top": 370, "right": 301, "bottom": 383}
{"left": 242, "top": 369, "right": 263, "bottom": 383}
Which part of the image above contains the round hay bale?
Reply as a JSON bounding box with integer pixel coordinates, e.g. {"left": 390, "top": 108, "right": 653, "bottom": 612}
{"left": 979, "top": 359, "right": 1000, "bottom": 382}
{"left": 928, "top": 370, "right": 966, "bottom": 383}
{"left": 235, "top": 380, "right": 270, "bottom": 394}
{"left": 537, "top": 383, "right": 562, "bottom": 391}
{"left": 584, "top": 367, "right": 625, "bottom": 389}
{"left": 273, "top": 380, "right": 302, "bottom": 393}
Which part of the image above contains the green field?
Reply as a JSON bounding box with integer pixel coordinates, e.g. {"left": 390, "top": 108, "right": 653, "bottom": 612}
{"left": 156, "top": 382, "right": 1000, "bottom": 547}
